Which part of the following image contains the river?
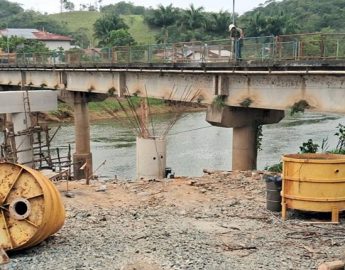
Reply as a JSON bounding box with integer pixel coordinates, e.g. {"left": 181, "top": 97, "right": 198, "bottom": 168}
{"left": 49, "top": 111, "right": 345, "bottom": 180}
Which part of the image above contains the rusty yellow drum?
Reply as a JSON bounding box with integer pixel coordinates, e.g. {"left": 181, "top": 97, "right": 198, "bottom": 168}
{"left": 0, "top": 163, "right": 65, "bottom": 251}
{"left": 282, "top": 153, "right": 345, "bottom": 222}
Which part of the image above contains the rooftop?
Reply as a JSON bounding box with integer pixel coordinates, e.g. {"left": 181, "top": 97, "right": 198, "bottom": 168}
{"left": 0, "top": 28, "right": 72, "bottom": 41}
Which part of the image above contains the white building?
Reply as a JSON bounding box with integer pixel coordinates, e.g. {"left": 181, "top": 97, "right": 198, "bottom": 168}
{"left": 0, "top": 28, "right": 72, "bottom": 51}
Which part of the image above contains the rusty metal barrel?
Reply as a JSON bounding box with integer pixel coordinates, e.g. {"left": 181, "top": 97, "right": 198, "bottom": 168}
{"left": 265, "top": 174, "right": 282, "bottom": 212}
{"left": 0, "top": 163, "right": 65, "bottom": 251}
{"left": 282, "top": 153, "right": 345, "bottom": 222}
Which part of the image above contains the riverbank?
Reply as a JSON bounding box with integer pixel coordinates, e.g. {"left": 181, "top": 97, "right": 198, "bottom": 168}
{"left": 8, "top": 170, "right": 344, "bottom": 269}
{"left": 46, "top": 97, "right": 206, "bottom": 123}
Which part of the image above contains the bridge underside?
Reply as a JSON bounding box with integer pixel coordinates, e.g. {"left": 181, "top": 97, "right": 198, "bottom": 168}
{"left": 0, "top": 65, "right": 344, "bottom": 114}
{"left": 0, "top": 63, "right": 344, "bottom": 175}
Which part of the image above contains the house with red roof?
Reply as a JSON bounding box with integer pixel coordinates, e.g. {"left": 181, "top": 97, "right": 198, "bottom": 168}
{"left": 0, "top": 28, "right": 73, "bottom": 51}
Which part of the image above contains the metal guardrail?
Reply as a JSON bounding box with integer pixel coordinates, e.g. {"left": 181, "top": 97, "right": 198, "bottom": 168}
{"left": 0, "top": 33, "right": 345, "bottom": 66}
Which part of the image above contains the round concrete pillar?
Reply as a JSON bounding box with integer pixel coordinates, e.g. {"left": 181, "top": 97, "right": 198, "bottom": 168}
{"left": 136, "top": 137, "right": 166, "bottom": 180}
{"left": 232, "top": 125, "right": 258, "bottom": 171}
{"left": 12, "top": 112, "right": 34, "bottom": 167}
{"left": 73, "top": 92, "right": 92, "bottom": 180}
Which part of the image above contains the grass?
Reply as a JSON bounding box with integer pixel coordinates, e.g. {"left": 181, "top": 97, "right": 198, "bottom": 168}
{"left": 49, "top": 11, "right": 101, "bottom": 44}
{"left": 88, "top": 97, "right": 165, "bottom": 112}
{"left": 49, "top": 12, "right": 157, "bottom": 45}
{"left": 122, "top": 15, "right": 157, "bottom": 44}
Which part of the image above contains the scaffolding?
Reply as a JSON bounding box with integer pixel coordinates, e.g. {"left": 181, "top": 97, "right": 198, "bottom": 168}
{"left": 0, "top": 90, "right": 72, "bottom": 180}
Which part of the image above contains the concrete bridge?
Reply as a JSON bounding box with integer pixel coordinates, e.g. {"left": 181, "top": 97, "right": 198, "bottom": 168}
{"left": 1, "top": 33, "right": 345, "bottom": 178}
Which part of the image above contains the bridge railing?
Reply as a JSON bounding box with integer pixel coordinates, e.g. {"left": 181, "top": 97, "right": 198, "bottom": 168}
{"left": 278, "top": 33, "right": 345, "bottom": 60}
{"left": 1, "top": 33, "right": 345, "bottom": 66}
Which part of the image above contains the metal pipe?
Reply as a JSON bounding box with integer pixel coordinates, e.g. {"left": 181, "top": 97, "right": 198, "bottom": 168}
{"left": 8, "top": 68, "right": 345, "bottom": 75}
{"left": 233, "top": 0, "right": 235, "bottom": 25}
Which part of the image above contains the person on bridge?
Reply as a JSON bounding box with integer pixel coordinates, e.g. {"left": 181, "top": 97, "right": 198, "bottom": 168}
{"left": 229, "top": 24, "right": 244, "bottom": 61}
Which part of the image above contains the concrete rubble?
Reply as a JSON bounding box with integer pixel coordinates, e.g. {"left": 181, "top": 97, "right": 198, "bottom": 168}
{"left": 6, "top": 171, "right": 345, "bottom": 270}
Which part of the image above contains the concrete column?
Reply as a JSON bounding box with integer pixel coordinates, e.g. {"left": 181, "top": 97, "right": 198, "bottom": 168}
{"left": 12, "top": 112, "right": 33, "bottom": 167}
{"left": 232, "top": 124, "right": 258, "bottom": 171}
{"left": 206, "top": 105, "right": 284, "bottom": 171}
{"left": 73, "top": 92, "right": 92, "bottom": 180}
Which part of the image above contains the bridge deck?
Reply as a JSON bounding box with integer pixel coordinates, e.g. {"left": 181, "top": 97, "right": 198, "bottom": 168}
{"left": 0, "top": 60, "right": 345, "bottom": 72}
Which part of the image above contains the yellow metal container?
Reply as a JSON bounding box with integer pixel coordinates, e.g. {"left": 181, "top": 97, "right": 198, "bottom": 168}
{"left": 282, "top": 153, "right": 345, "bottom": 222}
{"left": 0, "top": 163, "right": 65, "bottom": 251}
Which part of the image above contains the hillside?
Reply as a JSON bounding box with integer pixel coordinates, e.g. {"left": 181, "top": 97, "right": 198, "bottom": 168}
{"left": 240, "top": 0, "right": 345, "bottom": 36}
{"left": 49, "top": 11, "right": 157, "bottom": 45}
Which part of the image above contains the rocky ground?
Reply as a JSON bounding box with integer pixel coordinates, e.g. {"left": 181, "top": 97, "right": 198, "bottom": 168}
{"left": 5, "top": 171, "right": 345, "bottom": 270}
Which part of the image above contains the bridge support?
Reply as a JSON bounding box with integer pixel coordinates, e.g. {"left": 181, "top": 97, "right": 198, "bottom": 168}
{"left": 73, "top": 92, "right": 92, "bottom": 180}
{"left": 11, "top": 112, "right": 34, "bottom": 167}
{"left": 206, "top": 105, "right": 284, "bottom": 171}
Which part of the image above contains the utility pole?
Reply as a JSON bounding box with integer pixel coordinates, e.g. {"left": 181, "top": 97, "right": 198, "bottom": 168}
{"left": 233, "top": 0, "right": 236, "bottom": 25}
{"left": 60, "top": 0, "right": 63, "bottom": 13}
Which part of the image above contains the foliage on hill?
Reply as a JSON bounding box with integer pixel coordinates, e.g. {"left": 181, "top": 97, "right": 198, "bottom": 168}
{"left": 0, "top": 0, "right": 344, "bottom": 49}
{"left": 49, "top": 11, "right": 101, "bottom": 45}
{"left": 144, "top": 4, "right": 233, "bottom": 43}
{"left": 239, "top": 0, "right": 345, "bottom": 36}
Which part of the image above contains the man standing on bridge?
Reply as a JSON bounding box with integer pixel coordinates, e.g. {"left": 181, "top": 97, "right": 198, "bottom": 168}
{"left": 229, "top": 24, "right": 244, "bottom": 61}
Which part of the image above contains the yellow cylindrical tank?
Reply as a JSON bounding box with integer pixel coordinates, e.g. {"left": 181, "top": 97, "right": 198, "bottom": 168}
{"left": 0, "top": 163, "right": 65, "bottom": 251}
{"left": 282, "top": 153, "right": 345, "bottom": 222}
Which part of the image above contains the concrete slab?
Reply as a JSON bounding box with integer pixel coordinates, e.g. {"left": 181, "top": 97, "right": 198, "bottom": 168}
{"left": 0, "top": 90, "right": 57, "bottom": 113}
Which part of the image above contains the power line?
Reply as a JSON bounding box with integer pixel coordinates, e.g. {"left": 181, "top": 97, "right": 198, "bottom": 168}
{"left": 168, "top": 126, "right": 212, "bottom": 136}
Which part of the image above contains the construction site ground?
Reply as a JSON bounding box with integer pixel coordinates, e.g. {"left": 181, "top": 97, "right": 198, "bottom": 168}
{"left": 7, "top": 171, "right": 345, "bottom": 270}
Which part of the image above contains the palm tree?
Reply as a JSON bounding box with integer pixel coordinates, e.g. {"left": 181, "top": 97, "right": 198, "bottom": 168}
{"left": 210, "top": 11, "right": 232, "bottom": 35}
{"left": 93, "top": 14, "right": 128, "bottom": 45}
{"left": 182, "top": 4, "right": 205, "bottom": 30}
{"left": 154, "top": 4, "right": 176, "bottom": 27}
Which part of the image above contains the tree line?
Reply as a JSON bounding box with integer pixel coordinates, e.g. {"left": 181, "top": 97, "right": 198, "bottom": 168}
{"left": 0, "top": 0, "right": 344, "bottom": 54}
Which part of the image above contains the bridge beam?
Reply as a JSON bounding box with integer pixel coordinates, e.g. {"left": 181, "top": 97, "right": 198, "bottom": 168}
{"left": 73, "top": 92, "right": 92, "bottom": 180}
{"left": 206, "top": 105, "right": 284, "bottom": 170}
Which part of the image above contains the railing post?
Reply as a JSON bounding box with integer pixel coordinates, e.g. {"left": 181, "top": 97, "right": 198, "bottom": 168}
{"left": 297, "top": 41, "right": 303, "bottom": 60}
{"left": 320, "top": 34, "right": 325, "bottom": 58}
{"left": 147, "top": 45, "right": 151, "bottom": 63}
{"left": 336, "top": 39, "right": 340, "bottom": 60}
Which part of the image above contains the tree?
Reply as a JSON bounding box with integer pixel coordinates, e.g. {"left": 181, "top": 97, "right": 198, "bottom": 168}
{"left": 0, "top": 36, "right": 25, "bottom": 53}
{"left": 181, "top": 4, "right": 205, "bottom": 30}
{"left": 145, "top": 4, "right": 177, "bottom": 28}
{"left": 6, "top": 11, "right": 69, "bottom": 35}
{"left": 71, "top": 28, "right": 91, "bottom": 48}
{"left": 0, "top": 0, "right": 23, "bottom": 21}
{"left": 206, "top": 11, "right": 232, "bottom": 37}
{"left": 0, "top": 37, "right": 50, "bottom": 54}
{"left": 63, "top": 0, "right": 75, "bottom": 12}
{"left": 93, "top": 13, "right": 129, "bottom": 46}
{"left": 106, "top": 29, "right": 136, "bottom": 47}
{"left": 100, "top": 2, "right": 144, "bottom": 15}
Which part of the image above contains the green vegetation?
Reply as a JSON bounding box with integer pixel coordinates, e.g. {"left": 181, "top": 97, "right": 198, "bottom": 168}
{"left": 122, "top": 15, "right": 156, "bottom": 44}
{"left": 50, "top": 97, "right": 166, "bottom": 121}
{"left": 299, "top": 139, "right": 319, "bottom": 154}
{"left": 239, "top": 0, "right": 345, "bottom": 36}
{"left": 265, "top": 162, "right": 282, "bottom": 173}
{"left": 265, "top": 124, "right": 345, "bottom": 173}
{"left": 1, "top": 0, "right": 344, "bottom": 49}
{"left": 88, "top": 97, "right": 164, "bottom": 113}
{"left": 93, "top": 13, "right": 129, "bottom": 46}
{"left": 49, "top": 11, "right": 101, "bottom": 43}
{"left": 212, "top": 95, "right": 226, "bottom": 109}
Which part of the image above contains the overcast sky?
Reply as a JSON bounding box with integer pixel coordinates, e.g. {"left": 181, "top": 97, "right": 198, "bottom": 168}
{"left": 12, "top": 0, "right": 268, "bottom": 14}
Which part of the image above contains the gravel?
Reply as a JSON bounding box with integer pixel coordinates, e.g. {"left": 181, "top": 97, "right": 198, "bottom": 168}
{"left": 5, "top": 171, "right": 345, "bottom": 270}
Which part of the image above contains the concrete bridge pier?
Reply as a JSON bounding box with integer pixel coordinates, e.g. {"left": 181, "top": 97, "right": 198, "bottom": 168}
{"left": 73, "top": 92, "right": 92, "bottom": 180}
{"left": 206, "top": 105, "right": 285, "bottom": 171}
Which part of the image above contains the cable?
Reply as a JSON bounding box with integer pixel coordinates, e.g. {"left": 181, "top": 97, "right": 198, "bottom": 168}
{"left": 168, "top": 126, "right": 212, "bottom": 136}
